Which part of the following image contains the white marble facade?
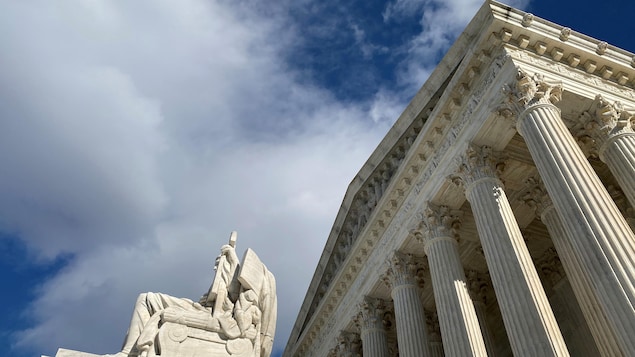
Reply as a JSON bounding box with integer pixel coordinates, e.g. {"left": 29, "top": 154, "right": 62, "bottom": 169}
{"left": 284, "top": 1, "right": 635, "bottom": 356}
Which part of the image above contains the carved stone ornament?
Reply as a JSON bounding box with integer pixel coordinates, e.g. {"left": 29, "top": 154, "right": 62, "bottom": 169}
{"left": 465, "top": 270, "right": 491, "bottom": 305}
{"left": 581, "top": 94, "right": 635, "bottom": 149}
{"left": 333, "top": 331, "right": 362, "bottom": 357}
{"left": 57, "top": 232, "right": 278, "bottom": 357}
{"left": 521, "top": 13, "right": 534, "bottom": 27}
{"left": 537, "top": 248, "right": 566, "bottom": 288}
{"left": 383, "top": 252, "right": 420, "bottom": 288}
{"left": 559, "top": 27, "right": 571, "bottom": 41}
{"left": 501, "top": 69, "right": 563, "bottom": 116}
{"left": 415, "top": 204, "right": 462, "bottom": 248}
{"left": 520, "top": 176, "right": 554, "bottom": 219}
{"left": 453, "top": 145, "right": 506, "bottom": 193}
{"left": 356, "top": 297, "right": 387, "bottom": 332}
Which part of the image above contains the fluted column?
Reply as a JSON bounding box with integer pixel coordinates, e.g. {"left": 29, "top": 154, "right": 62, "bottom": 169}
{"left": 356, "top": 297, "right": 390, "bottom": 357}
{"left": 455, "top": 144, "right": 569, "bottom": 356}
{"left": 582, "top": 95, "right": 635, "bottom": 208}
{"left": 607, "top": 185, "right": 635, "bottom": 231}
{"left": 523, "top": 178, "right": 624, "bottom": 356}
{"left": 536, "top": 248, "right": 602, "bottom": 357}
{"left": 466, "top": 270, "right": 498, "bottom": 357}
{"left": 425, "top": 310, "right": 444, "bottom": 357}
{"left": 417, "top": 204, "right": 488, "bottom": 356}
{"left": 503, "top": 70, "right": 635, "bottom": 353}
{"left": 384, "top": 252, "right": 431, "bottom": 357}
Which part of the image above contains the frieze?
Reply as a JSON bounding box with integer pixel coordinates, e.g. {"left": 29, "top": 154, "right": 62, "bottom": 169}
{"left": 508, "top": 47, "right": 635, "bottom": 101}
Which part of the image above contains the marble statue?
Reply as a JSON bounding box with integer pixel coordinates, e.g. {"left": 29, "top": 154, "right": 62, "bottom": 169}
{"left": 89, "top": 232, "right": 277, "bottom": 357}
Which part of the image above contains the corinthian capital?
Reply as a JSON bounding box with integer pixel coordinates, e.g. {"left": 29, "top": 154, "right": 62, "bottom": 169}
{"left": 333, "top": 331, "right": 361, "bottom": 357}
{"left": 501, "top": 69, "right": 563, "bottom": 115}
{"left": 383, "top": 252, "right": 420, "bottom": 288}
{"left": 356, "top": 297, "right": 387, "bottom": 332}
{"left": 582, "top": 95, "right": 634, "bottom": 146}
{"left": 453, "top": 145, "right": 505, "bottom": 193}
{"left": 415, "top": 204, "right": 462, "bottom": 249}
{"left": 520, "top": 176, "right": 554, "bottom": 220}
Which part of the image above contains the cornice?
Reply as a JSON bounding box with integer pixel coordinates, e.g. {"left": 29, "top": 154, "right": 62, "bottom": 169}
{"left": 284, "top": 2, "right": 635, "bottom": 356}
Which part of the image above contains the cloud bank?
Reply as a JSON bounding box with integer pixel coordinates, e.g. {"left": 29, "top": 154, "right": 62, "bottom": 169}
{"left": 0, "top": 0, "right": 528, "bottom": 356}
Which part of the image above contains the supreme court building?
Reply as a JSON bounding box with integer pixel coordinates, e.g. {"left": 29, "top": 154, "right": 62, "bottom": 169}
{"left": 283, "top": 1, "right": 635, "bottom": 356}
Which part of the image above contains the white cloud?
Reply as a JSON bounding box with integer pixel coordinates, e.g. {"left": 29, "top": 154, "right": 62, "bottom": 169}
{"left": 2, "top": 0, "right": 533, "bottom": 356}
{"left": 0, "top": 0, "right": 390, "bottom": 355}
{"left": 384, "top": 0, "right": 530, "bottom": 91}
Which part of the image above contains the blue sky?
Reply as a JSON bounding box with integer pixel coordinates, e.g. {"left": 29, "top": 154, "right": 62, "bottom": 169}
{"left": 0, "top": 1, "right": 633, "bottom": 357}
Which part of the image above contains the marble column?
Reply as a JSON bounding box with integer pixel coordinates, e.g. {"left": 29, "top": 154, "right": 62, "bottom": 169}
{"left": 425, "top": 310, "right": 444, "bottom": 357}
{"left": 466, "top": 270, "right": 498, "bottom": 357}
{"left": 607, "top": 185, "right": 635, "bottom": 231}
{"left": 504, "top": 70, "right": 635, "bottom": 353}
{"left": 356, "top": 297, "right": 390, "bottom": 357}
{"left": 582, "top": 95, "right": 635, "bottom": 208}
{"left": 417, "top": 204, "right": 488, "bottom": 356}
{"left": 384, "top": 252, "right": 431, "bottom": 357}
{"left": 456, "top": 144, "right": 569, "bottom": 356}
{"left": 523, "top": 178, "right": 624, "bottom": 356}
{"left": 536, "top": 248, "right": 602, "bottom": 357}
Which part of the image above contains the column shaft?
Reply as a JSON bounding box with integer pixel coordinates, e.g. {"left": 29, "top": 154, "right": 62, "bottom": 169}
{"left": 424, "top": 236, "right": 487, "bottom": 356}
{"left": 517, "top": 103, "right": 635, "bottom": 353}
{"left": 601, "top": 134, "right": 635, "bottom": 208}
{"left": 386, "top": 253, "right": 431, "bottom": 357}
{"left": 392, "top": 285, "right": 430, "bottom": 357}
{"left": 458, "top": 145, "right": 569, "bottom": 356}
{"left": 358, "top": 297, "right": 390, "bottom": 357}
{"left": 541, "top": 205, "right": 624, "bottom": 356}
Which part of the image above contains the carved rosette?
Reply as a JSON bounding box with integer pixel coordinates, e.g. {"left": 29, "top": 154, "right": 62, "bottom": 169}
{"left": 454, "top": 145, "right": 505, "bottom": 199}
{"left": 500, "top": 69, "right": 563, "bottom": 119}
{"left": 415, "top": 204, "right": 462, "bottom": 251}
{"left": 383, "top": 252, "right": 420, "bottom": 289}
{"left": 580, "top": 94, "right": 635, "bottom": 157}
{"left": 520, "top": 176, "right": 555, "bottom": 220}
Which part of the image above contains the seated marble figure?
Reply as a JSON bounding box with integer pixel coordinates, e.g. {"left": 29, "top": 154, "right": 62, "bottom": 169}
{"left": 109, "top": 232, "right": 276, "bottom": 357}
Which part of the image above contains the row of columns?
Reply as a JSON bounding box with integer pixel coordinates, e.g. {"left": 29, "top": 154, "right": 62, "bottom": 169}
{"left": 326, "top": 69, "right": 635, "bottom": 356}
